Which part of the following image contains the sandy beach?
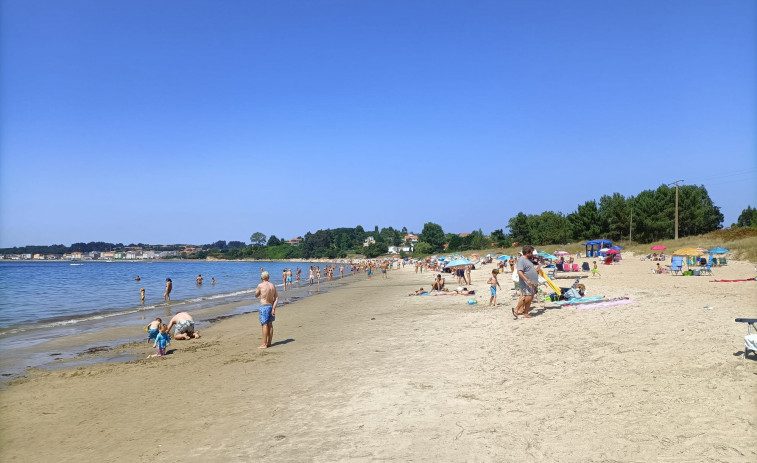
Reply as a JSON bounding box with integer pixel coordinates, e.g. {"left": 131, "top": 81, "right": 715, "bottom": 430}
{"left": 1, "top": 255, "right": 755, "bottom": 462}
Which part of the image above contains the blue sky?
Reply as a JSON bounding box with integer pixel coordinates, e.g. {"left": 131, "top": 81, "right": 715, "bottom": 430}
{"left": 1, "top": 0, "right": 755, "bottom": 247}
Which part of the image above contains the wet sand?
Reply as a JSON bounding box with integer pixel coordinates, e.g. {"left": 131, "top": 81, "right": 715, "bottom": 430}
{"left": 0, "top": 256, "right": 755, "bottom": 461}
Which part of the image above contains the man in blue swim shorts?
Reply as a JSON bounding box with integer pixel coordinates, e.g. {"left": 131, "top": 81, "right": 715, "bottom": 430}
{"left": 255, "top": 271, "right": 279, "bottom": 349}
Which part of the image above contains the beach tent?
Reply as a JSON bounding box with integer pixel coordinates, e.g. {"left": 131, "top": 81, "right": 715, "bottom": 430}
{"left": 584, "top": 239, "right": 612, "bottom": 257}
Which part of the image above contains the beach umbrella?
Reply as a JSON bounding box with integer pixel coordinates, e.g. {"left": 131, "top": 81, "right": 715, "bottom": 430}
{"left": 541, "top": 253, "right": 558, "bottom": 260}
{"left": 673, "top": 247, "right": 703, "bottom": 256}
{"left": 610, "top": 246, "right": 623, "bottom": 250}
{"left": 497, "top": 255, "right": 510, "bottom": 260}
{"left": 599, "top": 248, "right": 610, "bottom": 253}
{"left": 651, "top": 245, "right": 666, "bottom": 250}
{"left": 707, "top": 247, "right": 729, "bottom": 254}
{"left": 555, "top": 251, "right": 570, "bottom": 256}
{"left": 446, "top": 259, "right": 473, "bottom": 267}
{"left": 606, "top": 249, "right": 620, "bottom": 255}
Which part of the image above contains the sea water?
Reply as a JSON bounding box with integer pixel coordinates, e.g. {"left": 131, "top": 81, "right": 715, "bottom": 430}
{"left": 0, "top": 260, "right": 353, "bottom": 377}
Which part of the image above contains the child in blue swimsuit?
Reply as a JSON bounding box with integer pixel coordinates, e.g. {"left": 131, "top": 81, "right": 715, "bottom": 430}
{"left": 150, "top": 324, "right": 170, "bottom": 358}
{"left": 146, "top": 317, "right": 161, "bottom": 343}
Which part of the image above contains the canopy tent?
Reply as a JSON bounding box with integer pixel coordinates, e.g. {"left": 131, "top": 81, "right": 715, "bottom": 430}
{"left": 584, "top": 239, "right": 612, "bottom": 257}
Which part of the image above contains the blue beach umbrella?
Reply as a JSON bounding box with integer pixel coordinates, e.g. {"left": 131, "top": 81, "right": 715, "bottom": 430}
{"left": 497, "top": 255, "right": 510, "bottom": 260}
{"left": 707, "top": 247, "right": 729, "bottom": 254}
{"left": 446, "top": 259, "right": 473, "bottom": 267}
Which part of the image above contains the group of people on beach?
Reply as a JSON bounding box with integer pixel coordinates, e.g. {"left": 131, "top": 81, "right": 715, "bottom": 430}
{"left": 145, "top": 312, "right": 201, "bottom": 357}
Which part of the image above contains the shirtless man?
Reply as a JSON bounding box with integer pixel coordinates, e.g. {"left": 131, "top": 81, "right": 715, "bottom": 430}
{"left": 164, "top": 278, "right": 172, "bottom": 301}
{"left": 167, "top": 312, "right": 200, "bottom": 340}
{"left": 255, "top": 271, "right": 279, "bottom": 349}
{"left": 381, "top": 261, "right": 390, "bottom": 279}
{"left": 339, "top": 265, "right": 345, "bottom": 278}
{"left": 196, "top": 274, "right": 203, "bottom": 285}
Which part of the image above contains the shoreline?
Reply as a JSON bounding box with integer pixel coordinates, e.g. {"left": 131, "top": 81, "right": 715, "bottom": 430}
{"left": 0, "top": 268, "right": 360, "bottom": 381}
{"left": 1, "top": 258, "right": 755, "bottom": 461}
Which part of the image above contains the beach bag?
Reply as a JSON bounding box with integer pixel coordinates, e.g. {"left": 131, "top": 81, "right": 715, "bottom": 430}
{"left": 512, "top": 270, "right": 519, "bottom": 283}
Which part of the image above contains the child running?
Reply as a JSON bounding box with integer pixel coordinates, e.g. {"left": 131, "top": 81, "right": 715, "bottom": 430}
{"left": 149, "top": 324, "right": 170, "bottom": 358}
{"left": 592, "top": 261, "right": 601, "bottom": 278}
{"left": 487, "top": 269, "right": 502, "bottom": 306}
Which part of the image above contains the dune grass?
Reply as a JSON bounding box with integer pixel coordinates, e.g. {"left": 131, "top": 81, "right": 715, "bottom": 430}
{"left": 460, "top": 228, "right": 757, "bottom": 264}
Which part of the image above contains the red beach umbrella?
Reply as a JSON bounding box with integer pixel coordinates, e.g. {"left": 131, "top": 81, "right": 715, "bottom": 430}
{"left": 606, "top": 249, "right": 620, "bottom": 254}
{"left": 651, "top": 245, "right": 666, "bottom": 250}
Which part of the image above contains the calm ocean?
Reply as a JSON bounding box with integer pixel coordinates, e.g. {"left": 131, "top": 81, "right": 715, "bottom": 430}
{"left": 0, "top": 260, "right": 353, "bottom": 377}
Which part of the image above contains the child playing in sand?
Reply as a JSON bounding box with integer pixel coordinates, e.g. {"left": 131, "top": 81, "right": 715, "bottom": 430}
{"left": 488, "top": 269, "right": 502, "bottom": 306}
{"left": 146, "top": 317, "right": 161, "bottom": 343}
{"left": 592, "top": 261, "right": 601, "bottom": 278}
{"left": 149, "top": 324, "right": 170, "bottom": 358}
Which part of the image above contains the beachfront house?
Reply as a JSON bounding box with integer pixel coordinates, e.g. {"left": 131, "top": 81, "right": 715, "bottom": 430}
{"left": 388, "top": 245, "right": 412, "bottom": 254}
{"left": 141, "top": 250, "right": 158, "bottom": 259}
{"left": 363, "top": 236, "right": 376, "bottom": 247}
{"left": 285, "top": 238, "right": 302, "bottom": 246}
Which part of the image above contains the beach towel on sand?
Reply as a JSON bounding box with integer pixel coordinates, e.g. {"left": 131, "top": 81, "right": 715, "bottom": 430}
{"left": 710, "top": 278, "right": 756, "bottom": 283}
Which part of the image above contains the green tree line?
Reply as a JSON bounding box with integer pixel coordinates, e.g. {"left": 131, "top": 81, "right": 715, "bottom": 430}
{"left": 507, "top": 184, "right": 726, "bottom": 245}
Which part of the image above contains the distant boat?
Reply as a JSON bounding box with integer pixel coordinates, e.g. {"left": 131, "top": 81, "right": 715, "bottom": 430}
{"left": 70, "top": 263, "right": 84, "bottom": 266}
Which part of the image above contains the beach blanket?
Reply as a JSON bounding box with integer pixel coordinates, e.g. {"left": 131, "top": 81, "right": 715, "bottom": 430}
{"left": 710, "top": 278, "right": 756, "bottom": 283}
{"left": 574, "top": 299, "right": 635, "bottom": 310}
{"left": 419, "top": 291, "right": 463, "bottom": 296}
{"left": 553, "top": 296, "right": 603, "bottom": 306}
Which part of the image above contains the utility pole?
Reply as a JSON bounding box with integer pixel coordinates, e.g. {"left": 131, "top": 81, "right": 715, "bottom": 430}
{"left": 668, "top": 180, "right": 684, "bottom": 240}
{"left": 629, "top": 200, "right": 633, "bottom": 245}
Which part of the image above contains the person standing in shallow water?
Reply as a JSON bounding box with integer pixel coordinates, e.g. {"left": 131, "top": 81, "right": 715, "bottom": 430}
{"left": 255, "top": 271, "right": 279, "bottom": 349}
{"left": 164, "top": 278, "right": 172, "bottom": 302}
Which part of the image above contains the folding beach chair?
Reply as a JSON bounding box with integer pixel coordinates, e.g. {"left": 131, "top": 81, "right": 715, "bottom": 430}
{"left": 700, "top": 259, "right": 713, "bottom": 276}
{"left": 670, "top": 256, "right": 684, "bottom": 275}
{"left": 735, "top": 318, "right": 757, "bottom": 358}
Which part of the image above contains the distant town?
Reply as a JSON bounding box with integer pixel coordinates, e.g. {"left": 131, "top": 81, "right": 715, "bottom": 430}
{"left": 1, "top": 234, "right": 422, "bottom": 261}
{"left": 2, "top": 246, "right": 186, "bottom": 261}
